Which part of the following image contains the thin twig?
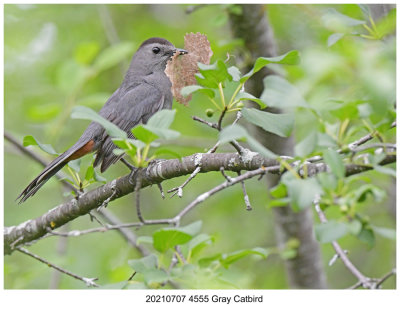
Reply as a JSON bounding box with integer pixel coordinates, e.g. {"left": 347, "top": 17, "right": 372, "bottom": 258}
{"left": 135, "top": 169, "right": 144, "bottom": 223}
{"left": 217, "top": 107, "right": 228, "bottom": 130}
{"left": 169, "top": 112, "right": 243, "bottom": 196}
{"left": 88, "top": 211, "right": 105, "bottom": 226}
{"left": 220, "top": 167, "right": 232, "bottom": 182}
{"left": 238, "top": 171, "right": 252, "bottom": 211}
{"left": 314, "top": 196, "right": 373, "bottom": 288}
{"left": 45, "top": 222, "right": 144, "bottom": 237}
{"left": 375, "top": 268, "right": 396, "bottom": 288}
{"left": 306, "top": 121, "right": 396, "bottom": 164}
{"left": 174, "top": 166, "right": 279, "bottom": 221}
{"left": 17, "top": 247, "right": 99, "bottom": 287}
{"left": 49, "top": 223, "right": 70, "bottom": 289}
{"left": 192, "top": 116, "right": 218, "bottom": 129}
{"left": 352, "top": 142, "right": 396, "bottom": 153}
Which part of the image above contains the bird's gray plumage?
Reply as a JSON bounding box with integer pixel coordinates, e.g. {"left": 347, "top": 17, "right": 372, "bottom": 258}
{"left": 17, "top": 37, "right": 181, "bottom": 203}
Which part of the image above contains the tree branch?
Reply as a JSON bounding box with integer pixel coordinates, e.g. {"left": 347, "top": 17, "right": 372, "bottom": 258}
{"left": 5, "top": 149, "right": 395, "bottom": 255}
{"left": 17, "top": 247, "right": 99, "bottom": 287}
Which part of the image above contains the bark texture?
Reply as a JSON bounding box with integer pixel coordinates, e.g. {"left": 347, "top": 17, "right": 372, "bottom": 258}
{"left": 5, "top": 150, "right": 393, "bottom": 255}
{"left": 229, "top": 4, "right": 328, "bottom": 288}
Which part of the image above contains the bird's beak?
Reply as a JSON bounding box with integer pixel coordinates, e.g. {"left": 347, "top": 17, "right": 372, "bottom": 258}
{"left": 176, "top": 48, "right": 188, "bottom": 55}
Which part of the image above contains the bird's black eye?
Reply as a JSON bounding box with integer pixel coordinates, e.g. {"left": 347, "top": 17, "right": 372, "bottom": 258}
{"left": 152, "top": 47, "right": 160, "bottom": 54}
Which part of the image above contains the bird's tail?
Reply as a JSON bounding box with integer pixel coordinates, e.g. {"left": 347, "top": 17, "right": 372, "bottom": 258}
{"left": 17, "top": 138, "right": 94, "bottom": 203}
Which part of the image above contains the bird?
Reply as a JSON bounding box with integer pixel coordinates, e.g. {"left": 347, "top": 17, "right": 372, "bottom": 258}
{"left": 17, "top": 37, "right": 187, "bottom": 203}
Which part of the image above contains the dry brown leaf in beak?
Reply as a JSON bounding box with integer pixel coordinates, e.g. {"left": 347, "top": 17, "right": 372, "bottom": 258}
{"left": 165, "top": 32, "right": 213, "bottom": 105}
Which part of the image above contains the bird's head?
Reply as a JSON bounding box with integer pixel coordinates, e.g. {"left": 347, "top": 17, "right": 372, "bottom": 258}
{"left": 131, "top": 37, "right": 187, "bottom": 73}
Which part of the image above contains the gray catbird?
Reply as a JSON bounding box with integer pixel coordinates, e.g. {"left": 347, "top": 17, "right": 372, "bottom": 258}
{"left": 17, "top": 37, "right": 187, "bottom": 203}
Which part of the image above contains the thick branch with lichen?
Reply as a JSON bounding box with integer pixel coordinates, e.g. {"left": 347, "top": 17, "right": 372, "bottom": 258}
{"left": 4, "top": 149, "right": 395, "bottom": 255}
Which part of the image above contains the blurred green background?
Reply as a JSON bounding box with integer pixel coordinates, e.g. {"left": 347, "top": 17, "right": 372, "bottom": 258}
{"left": 4, "top": 4, "right": 395, "bottom": 289}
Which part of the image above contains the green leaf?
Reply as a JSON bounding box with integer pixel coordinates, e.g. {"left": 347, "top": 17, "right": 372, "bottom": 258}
{"left": 111, "top": 138, "right": 145, "bottom": 158}
{"left": 282, "top": 174, "right": 323, "bottom": 211}
{"left": 140, "top": 109, "right": 180, "bottom": 140}
{"left": 181, "top": 85, "right": 215, "bottom": 98}
{"left": 240, "top": 50, "right": 300, "bottom": 83}
{"left": 295, "top": 131, "right": 318, "bottom": 157}
{"left": 352, "top": 184, "right": 385, "bottom": 203}
{"left": 67, "top": 159, "right": 81, "bottom": 172}
{"left": 23, "top": 135, "right": 58, "bottom": 155}
{"left": 317, "top": 173, "right": 338, "bottom": 191}
{"left": 196, "top": 60, "right": 231, "bottom": 88}
{"left": 220, "top": 247, "right": 271, "bottom": 268}
{"left": 373, "top": 165, "right": 396, "bottom": 177}
{"left": 71, "top": 105, "right": 127, "bottom": 139}
{"left": 268, "top": 197, "right": 290, "bottom": 208}
{"left": 327, "top": 33, "right": 345, "bottom": 47}
{"left": 143, "top": 126, "right": 180, "bottom": 140}
{"left": 322, "top": 8, "right": 366, "bottom": 28}
{"left": 227, "top": 66, "right": 242, "bottom": 81}
{"left": 375, "top": 9, "right": 396, "bottom": 38}
{"left": 93, "top": 42, "right": 135, "bottom": 72}
{"left": 270, "top": 182, "right": 287, "bottom": 199}
{"left": 219, "top": 124, "right": 277, "bottom": 159}
{"left": 358, "top": 4, "right": 371, "bottom": 19}
{"left": 128, "top": 254, "right": 158, "bottom": 273}
{"left": 187, "top": 234, "right": 214, "bottom": 258}
{"left": 357, "top": 226, "right": 375, "bottom": 248}
{"left": 147, "top": 109, "right": 176, "bottom": 129}
{"left": 84, "top": 165, "right": 94, "bottom": 181}
{"left": 235, "top": 92, "right": 266, "bottom": 108}
{"left": 260, "top": 75, "right": 308, "bottom": 109}
{"left": 143, "top": 269, "right": 169, "bottom": 286}
{"left": 153, "top": 221, "right": 202, "bottom": 253}
{"left": 198, "top": 254, "right": 222, "bottom": 268}
{"left": 241, "top": 108, "right": 294, "bottom": 137}
{"left": 218, "top": 124, "right": 248, "bottom": 144}
{"left": 93, "top": 169, "right": 107, "bottom": 183}
{"left": 329, "top": 100, "right": 361, "bottom": 121}
{"left": 372, "top": 226, "right": 396, "bottom": 240}
{"left": 317, "top": 132, "right": 337, "bottom": 148}
{"left": 315, "top": 221, "right": 349, "bottom": 243}
{"left": 323, "top": 149, "right": 345, "bottom": 178}
{"left": 75, "top": 41, "right": 100, "bottom": 65}
{"left": 347, "top": 220, "right": 362, "bottom": 235}
{"left": 180, "top": 221, "right": 203, "bottom": 235}
{"left": 131, "top": 126, "right": 159, "bottom": 144}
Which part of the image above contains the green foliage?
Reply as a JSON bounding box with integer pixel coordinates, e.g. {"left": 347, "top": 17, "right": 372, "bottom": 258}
{"left": 153, "top": 221, "right": 202, "bottom": 253}
{"left": 315, "top": 221, "right": 349, "bottom": 243}
{"left": 93, "top": 42, "right": 135, "bottom": 72}
{"left": 23, "top": 135, "right": 58, "bottom": 155}
{"left": 219, "top": 124, "right": 277, "bottom": 159}
{"left": 71, "top": 106, "right": 127, "bottom": 139}
{"left": 323, "top": 149, "right": 345, "bottom": 179}
{"left": 240, "top": 50, "right": 300, "bottom": 83}
{"left": 122, "top": 221, "right": 282, "bottom": 288}
{"left": 241, "top": 107, "right": 294, "bottom": 138}
{"left": 4, "top": 4, "right": 396, "bottom": 289}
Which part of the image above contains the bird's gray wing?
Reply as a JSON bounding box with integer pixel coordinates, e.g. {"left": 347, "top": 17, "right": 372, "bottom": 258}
{"left": 94, "top": 83, "right": 167, "bottom": 172}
